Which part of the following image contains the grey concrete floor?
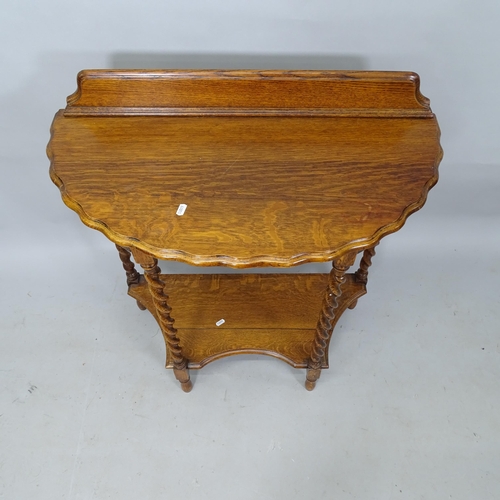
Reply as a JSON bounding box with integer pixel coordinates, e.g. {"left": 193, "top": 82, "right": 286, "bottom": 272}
{"left": 1, "top": 164, "right": 499, "bottom": 499}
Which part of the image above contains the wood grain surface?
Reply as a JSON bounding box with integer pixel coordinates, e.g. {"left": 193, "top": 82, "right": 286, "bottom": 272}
{"left": 65, "top": 70, "right": 432, "bottom": 116}
{"left": 128, "top": 273, "right": 365, "bottom": 368}
{"left": 48, "top": 70, "right": 442, "bottom": 268}
{"left": 48, "top": 70, "right": 442, "bottom": 390}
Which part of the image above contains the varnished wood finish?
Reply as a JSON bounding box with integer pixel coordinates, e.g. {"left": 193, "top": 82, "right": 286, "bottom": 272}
{"left": 65, "top": 70, "right": 432, "bottom": 117}
{"left": 128, "top": 272, "right": 365, "bottom": 369}
{"left": 48, "top": 70, "right": 442, "bottom": 268}
{"left": 48, "top": 70, "right": 442, "bottom": 391}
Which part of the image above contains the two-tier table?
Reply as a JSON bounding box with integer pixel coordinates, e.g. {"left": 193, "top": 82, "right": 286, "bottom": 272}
{"left": 48, "top": 70, "right": 442, "bottom": 392}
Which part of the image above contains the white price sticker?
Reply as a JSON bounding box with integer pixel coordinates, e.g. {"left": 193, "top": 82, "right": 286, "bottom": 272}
{"left": 176, "top": 204, "right": 187, "bottom": 216}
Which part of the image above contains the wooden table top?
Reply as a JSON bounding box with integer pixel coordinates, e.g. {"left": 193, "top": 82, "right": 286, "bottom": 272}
{"left": 48, "top": 70, "right": 442, "bottom": 267}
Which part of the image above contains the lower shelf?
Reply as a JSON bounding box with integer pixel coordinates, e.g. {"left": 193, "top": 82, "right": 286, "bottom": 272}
{"left": 128, "top": 273, "right": 366, "bottom": 369}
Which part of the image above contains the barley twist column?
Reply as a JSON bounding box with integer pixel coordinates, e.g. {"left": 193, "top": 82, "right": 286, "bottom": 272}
{"left": 132, "top": 248, "right": 192, "bottom": 392}
{"left": 355, "top": 244, "right": 378, "bottom": 284}
{"left": 116, "top": 244, "right": 141, "bottom": 285}
{"left": 115, "top": 244, "right": 146, "bottom": 310}
{"left": 306, "top": 251, "right": 356, "bottom": 391}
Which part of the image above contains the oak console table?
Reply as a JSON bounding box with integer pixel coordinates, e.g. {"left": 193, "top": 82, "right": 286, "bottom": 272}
{"left": 48, "top": 70, "right": 442, "bottom": 392}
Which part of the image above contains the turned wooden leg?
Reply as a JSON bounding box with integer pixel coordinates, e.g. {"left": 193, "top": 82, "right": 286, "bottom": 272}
{"left": 306, "top": 251, "right": 357, "bottom": 391}
{"left": 305, "top": 368, "right": 322, "bottom": 391}
{"left": 131, "top": 248, "right": 192, "bottom": 393}
{"left": 116, "top": 244, "right": 141, "bottom": 285}
{"left": 173, "top": 367, "right": 192, "bottom": 392}
{"left": 115, "top": 245, "right": 146, "bottom": 310}
{"left": 354, "top": 244, "right": 378, "bottom": 284}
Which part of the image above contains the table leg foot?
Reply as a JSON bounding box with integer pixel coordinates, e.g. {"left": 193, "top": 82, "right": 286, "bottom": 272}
{"left": 174, "top": 367, "right": 193, "bottom": 393}
{"left": 136, "top": 300, "right": 147, "bottom": 311}
{"left": 305, "top": 368, "right": 321, "bottom": 391}
{"left": 348, "top": 299, "right": 358, "bottom": 310}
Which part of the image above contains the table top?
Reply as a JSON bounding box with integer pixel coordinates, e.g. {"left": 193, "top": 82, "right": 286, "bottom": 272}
{"left": 48, "top": 70, "right": 442, "bottom": 268}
